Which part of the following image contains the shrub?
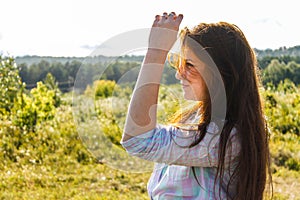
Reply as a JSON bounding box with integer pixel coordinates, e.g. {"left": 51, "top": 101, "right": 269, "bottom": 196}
{"left": 43, "top": 72, "right": 62, "bottom": 107}
{"left": 93, "top": 80, "right": 117, "bottom": 98}
{"left": 0, "top": 55, "right": 24, "bottom": 115}
{"left": 263, "top": 85, "right": 300, "bottom": 136}
{"left": 11, "top": 82, "right": 56, "bottom": 131}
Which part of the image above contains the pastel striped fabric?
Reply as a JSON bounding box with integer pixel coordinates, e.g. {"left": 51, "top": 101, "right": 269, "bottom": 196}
{"left": 121, "top": 122, "right": 240, "bottom": 200}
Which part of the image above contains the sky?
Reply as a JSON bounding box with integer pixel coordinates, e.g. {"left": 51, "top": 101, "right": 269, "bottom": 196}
{"left": 0, "top": 0, "right": 299, "bottom": 57}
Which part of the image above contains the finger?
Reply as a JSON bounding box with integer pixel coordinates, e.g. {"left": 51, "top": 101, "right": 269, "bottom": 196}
{"left": 168, "top": 12, "right": 175, "bottom": 20}
{"left": 166, "top": 12, "right": 178, "bottom": 23}
{"left": 175, "top": 14, "right": 184, "bottom": 24}
{"left": 152, "top": 15, "right": 160, "bottom": 27}
{"left": 161, "top": 12, "right": 168, "bottom": 21}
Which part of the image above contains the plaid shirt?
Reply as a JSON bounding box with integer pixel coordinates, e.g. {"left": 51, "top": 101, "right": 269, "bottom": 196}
{"left": 121, "top": 122, "right": 240, "bottom": 200}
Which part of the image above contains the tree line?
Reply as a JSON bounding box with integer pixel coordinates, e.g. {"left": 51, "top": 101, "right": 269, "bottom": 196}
{"left": 17, "top": 56, "right": 178, "bottom": 92}
{"left": 16, "top": 52, "right": 300, "bottom": 93}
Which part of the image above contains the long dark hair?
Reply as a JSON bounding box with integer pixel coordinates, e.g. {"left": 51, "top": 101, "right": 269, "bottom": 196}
{"left": 169, "top": 22, "right": 272, "bottom": 199}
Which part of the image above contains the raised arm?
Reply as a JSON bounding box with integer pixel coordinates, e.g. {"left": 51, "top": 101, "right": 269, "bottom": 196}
{"left": 122, "top": 12, "right": 183, "bottom": 142}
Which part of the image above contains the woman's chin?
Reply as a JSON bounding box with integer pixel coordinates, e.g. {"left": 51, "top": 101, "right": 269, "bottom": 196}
{"left": 183, "top": 93, "right": 197, "bottom": 101}
{"left": 183, "top": 92, "right": 203, "bottom": 101}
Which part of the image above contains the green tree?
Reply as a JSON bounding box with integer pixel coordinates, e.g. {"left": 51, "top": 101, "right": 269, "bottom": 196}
{"left": 285, "top": 61, "right": 300, "bottom": 85}
{"left": 49, "top": 62, "right": 66, "bottom": 82}
{"left": 11, "top": 82, "right": 57, "bottom": 132}
{"left": 263, "top": 59, "right": 286, "bottom": 85}
{"left": 0, "top": 55, "right": 24, "bottom": 115}
{"left": 43, "top": 73, "right": 61, "bottom": 107}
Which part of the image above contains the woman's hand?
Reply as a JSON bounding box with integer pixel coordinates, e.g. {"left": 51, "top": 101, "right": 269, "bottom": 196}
{"left": 148, "top": 12, "right": 183, "bottom": 52}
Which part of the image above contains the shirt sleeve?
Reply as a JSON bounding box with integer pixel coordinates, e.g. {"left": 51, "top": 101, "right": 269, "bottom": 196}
{"left": 121, "top": 122, "right": 240, "bottom": 167}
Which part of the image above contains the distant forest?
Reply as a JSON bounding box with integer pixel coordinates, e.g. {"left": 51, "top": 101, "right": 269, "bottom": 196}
{"left": 15, "top": 45, "right": 300, "bottom": 92}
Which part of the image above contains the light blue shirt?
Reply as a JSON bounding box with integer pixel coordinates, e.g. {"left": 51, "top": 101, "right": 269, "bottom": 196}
{"left": 121, "top": 122, "right": 240, "bottom": 199}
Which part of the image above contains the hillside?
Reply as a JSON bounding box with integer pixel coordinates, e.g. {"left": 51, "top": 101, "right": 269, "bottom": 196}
{"left": 255, "top": 45, "right": 300, "bottom": 59}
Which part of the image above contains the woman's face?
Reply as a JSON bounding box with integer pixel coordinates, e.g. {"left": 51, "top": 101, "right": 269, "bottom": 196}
{"left": 175, "top": 49, "right": 209, "bottom": 101}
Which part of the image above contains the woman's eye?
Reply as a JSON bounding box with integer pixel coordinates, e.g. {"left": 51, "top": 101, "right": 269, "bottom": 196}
{"left": 186, "top": 62, "right": 194, "bottom": 68}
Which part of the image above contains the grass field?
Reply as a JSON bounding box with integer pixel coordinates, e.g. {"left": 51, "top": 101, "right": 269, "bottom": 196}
{"left": 0, "top": 159, "right": 299, "bottom": 199}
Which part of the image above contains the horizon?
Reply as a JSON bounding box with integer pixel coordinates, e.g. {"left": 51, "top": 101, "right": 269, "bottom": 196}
{"left": 11, "top": 45, "right": 300, "bottom": 60}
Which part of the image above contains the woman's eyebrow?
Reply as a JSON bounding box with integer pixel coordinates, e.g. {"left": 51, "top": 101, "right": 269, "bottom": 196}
{"left": 185, "top": 59, "right": 194, "bottom": 63}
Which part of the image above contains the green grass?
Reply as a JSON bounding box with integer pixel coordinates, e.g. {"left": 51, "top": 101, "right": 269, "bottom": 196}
{"left": 0, "top": 160, "right": 299, "bottom": 199}
{"left": 0, "top": 161, "right": 151, "bottom": 200}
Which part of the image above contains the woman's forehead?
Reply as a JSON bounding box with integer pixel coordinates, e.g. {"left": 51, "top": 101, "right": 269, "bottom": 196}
{"left": 183, "top": 48, "right": 206, "bottom": 66}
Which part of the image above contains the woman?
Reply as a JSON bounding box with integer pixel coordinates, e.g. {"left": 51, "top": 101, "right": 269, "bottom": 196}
{"left": 121, "top": 12, "right": 272, "bottom": 200}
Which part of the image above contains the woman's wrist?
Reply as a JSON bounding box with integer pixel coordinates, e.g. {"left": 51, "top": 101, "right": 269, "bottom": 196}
{"left": 144, "top": 48, "right": 168, "bottom": 64}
